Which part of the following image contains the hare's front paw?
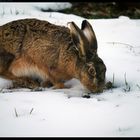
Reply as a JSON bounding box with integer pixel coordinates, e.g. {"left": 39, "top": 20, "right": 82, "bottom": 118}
{"left": 53, "top": 82, "right": 71, "bottom": 89}
{"left": 41, "top": 80, "right": 53, "bottom": 88}
{"left": 53, "top": 82, "right": 65, "bottom": 89}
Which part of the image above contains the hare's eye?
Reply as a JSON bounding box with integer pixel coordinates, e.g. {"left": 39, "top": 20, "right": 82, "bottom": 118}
{"left": 88, "top": 67, "right": 95, "bottom": 76}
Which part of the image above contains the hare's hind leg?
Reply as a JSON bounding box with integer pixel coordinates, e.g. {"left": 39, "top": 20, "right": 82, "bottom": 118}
{"left": 0, "top": 48, "right": 16, "bottom": 85}
{"left": 0, "top": 48, "right": 40, "bottom": 89}
{"left": 11, "top": 77, "right": 40, "bottom": 89}
{"left": 0, "top": 48, "right": 15, "bottom": 75}
{"left": 8, "top": 55, "right": 49, "bottom": 89}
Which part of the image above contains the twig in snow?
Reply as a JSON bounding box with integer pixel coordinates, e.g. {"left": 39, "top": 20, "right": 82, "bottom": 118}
{"left": 2, "top": 7, "right": 5, "bottom": 17}
{"left": 106, "top": 41, "right": 134, "bottom": 49}
{"left": 123, "top": 73, "right": 131, "bottom": 92}
{"left": 0, "top": 88, "right": 3, "bottom": 93}
{"left": 30, "top": 108, "right": 34, "bottom": 115}
{"left": 110, "top": 73, "right": 115, "bottom": 91}
{"left": 14, "top": 108, "right": 18, "bottom": 117}
{"left": 112, "top": 73, "right": 115, "bottom": 86}
{"left": 10, "top": 9, "right": 12, "bottom": 15}
{"left": 136, "top": 84, "right": 140, "bottom": 90}
{"left": 15, "top": 10, "right": 19, "bottom": 15}
{"left": 118, "top": 126, "right": 132, "bottom": 133}
{"left": 104, "top": 73, "right": 115, "bottom": 90}
{"left": 124, "top": 73, "right": 128, "bottom": 86}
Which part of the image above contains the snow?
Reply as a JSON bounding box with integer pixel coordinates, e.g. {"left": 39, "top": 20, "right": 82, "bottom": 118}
{"left": 0, "top": 2, "right": 72, "bottom": 15}
{"left": 0, "top": 3, "right": 140, "bottom": 137}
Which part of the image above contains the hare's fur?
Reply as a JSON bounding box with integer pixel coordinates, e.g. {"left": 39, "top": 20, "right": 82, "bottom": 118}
{"left": 0, "top": 18, "right": 106, "bottom": 92}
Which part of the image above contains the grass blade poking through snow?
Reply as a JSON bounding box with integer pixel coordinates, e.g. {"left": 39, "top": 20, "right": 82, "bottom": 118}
{"left": 14, "top": 108, "right": 18, "bottom": 117}
{"left": 30, "top": 108, "right": 34, "bottom": 115}
{"left": 123, "top": 73, "right": 131, "bottom": 92}
{"left": 136, "top": 84, "right": 140, "bottom": 90}
{"left": 105, "top": 73, "right": 115, "bottom": 91}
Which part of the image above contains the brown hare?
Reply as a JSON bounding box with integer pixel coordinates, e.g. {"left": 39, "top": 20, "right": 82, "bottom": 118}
{"left": 0, "top": 18, "right": 106, "bottom": 93}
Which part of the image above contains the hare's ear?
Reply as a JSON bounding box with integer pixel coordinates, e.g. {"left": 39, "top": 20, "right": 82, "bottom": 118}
{"left": 81, "top": 20, "right": 97, "bottom": 53}
{"left": 67, "top": 21, "right": 88, "bottom": 61}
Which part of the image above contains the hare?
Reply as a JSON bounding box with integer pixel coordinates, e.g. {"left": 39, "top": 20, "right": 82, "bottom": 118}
{"left": 0, "top": 18, "right": 106, "bottom": 93}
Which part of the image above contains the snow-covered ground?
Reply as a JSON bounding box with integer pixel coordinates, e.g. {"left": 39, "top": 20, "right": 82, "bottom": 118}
{"left": 0, "top": 3, "right": 140, "bottom": 137}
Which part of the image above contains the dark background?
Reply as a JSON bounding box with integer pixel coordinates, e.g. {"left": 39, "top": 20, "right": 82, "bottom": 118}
{"left": 55, "top": 2, "right": 140, "bottom": 19}
{"left": 0, "top": 1, "right": 140, "bottom": 19}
